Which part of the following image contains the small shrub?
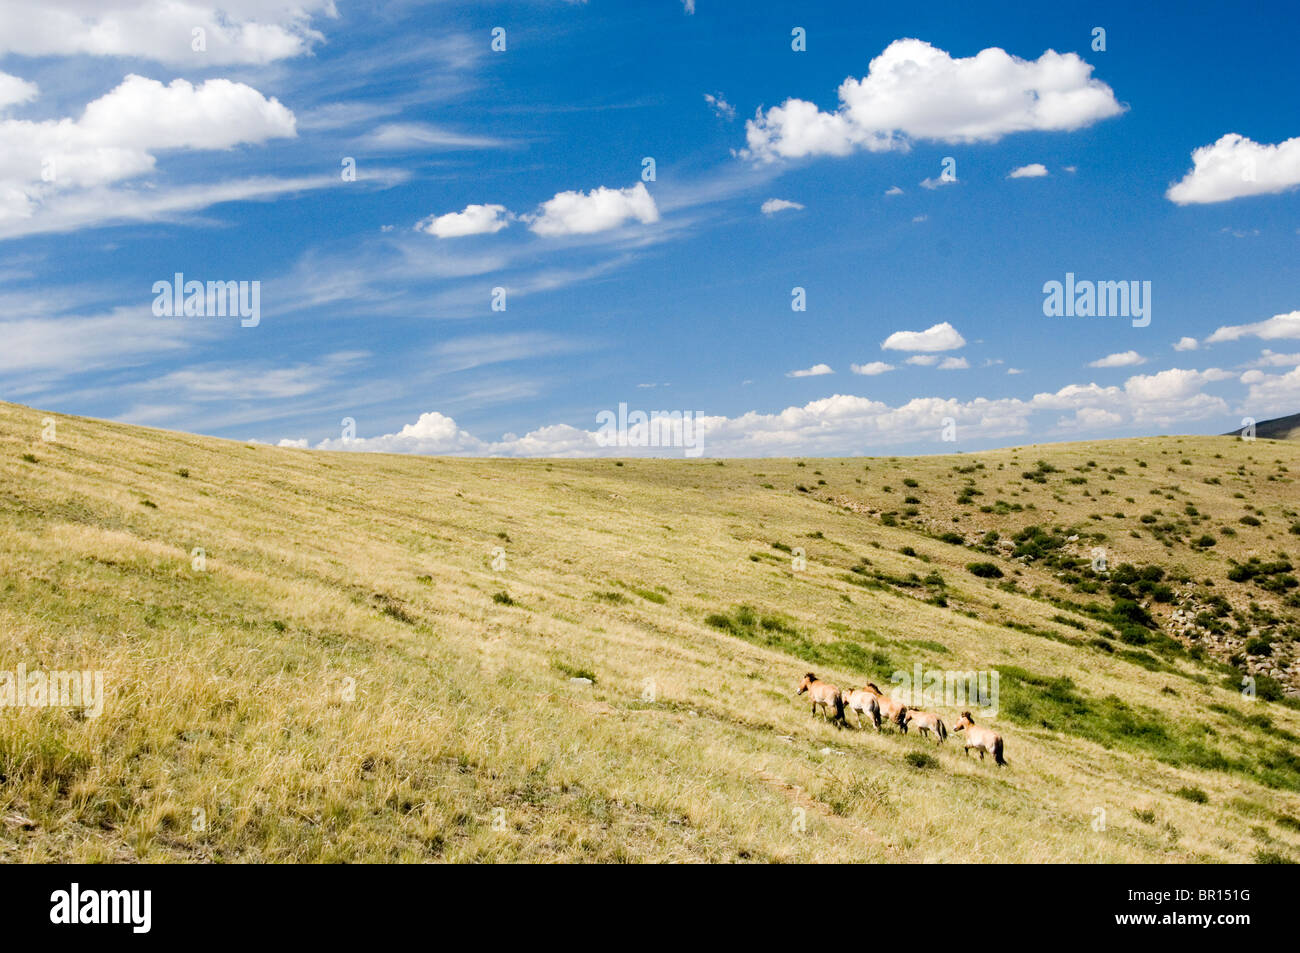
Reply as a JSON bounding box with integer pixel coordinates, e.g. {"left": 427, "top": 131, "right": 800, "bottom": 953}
{"left": 1254, "top": 849, "right": 1295, "bottom": 864}
{"left": 967, "top": 562, "right": 1004, "bottom": 579}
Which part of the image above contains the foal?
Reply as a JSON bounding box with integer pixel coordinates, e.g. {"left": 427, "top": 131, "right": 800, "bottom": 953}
{"left": 904, "top": 709, "right": 947, "bottom": 743}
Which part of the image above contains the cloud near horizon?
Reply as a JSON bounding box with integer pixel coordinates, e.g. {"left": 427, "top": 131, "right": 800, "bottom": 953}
{"left": 280, "top": 361, "right": 1293, "bottom": 458}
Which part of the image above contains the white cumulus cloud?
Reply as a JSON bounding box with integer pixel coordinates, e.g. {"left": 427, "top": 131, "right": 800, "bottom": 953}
{"left": 526, "top": 182, "right": 658, "bottom": 237}
{"left": 1008, "top": 163, "right": 1048, "bottom": 178}
{"left": 286, "top": 364, "right": 1241, "bottom": 459}
{"left": 1245, "top": 349, "right": 1300, "bottom": 368}
{"left": 881, "top": 321, "right": 966, "bottom": 352}
{"left": 0, "top": 71, "right": 38, "bottom": 108}
{"left": 1205, "top": 310, "right": 1300, "bottom": 344}
{"left": 1173, "top": 336, "right": 1199, "bottom": 352}
{"left": 0, "top": 73, "right": 298, "bottom": 231}
{"left": 1167, "top": 134, "right": 1300, "bottom": 205}
{"left": 416, "top": 203, "right": 511, "bottom": 238}
{"left": 0, "top": 0, "right": 331, "bottom": 65}
{"left": 316, "top": 411, "right": 487, "bottom": 455}
{"left": 851, "top": 361, "right": 894, "bottom": 375}
{"left": 1241, "top": 365, "right": 1300, "bottom": 416}
{"left": 1088, "top": 350, "right": 1146, "bottom": 368}
{"left": 787, "top": 363, "right": 833, "bottom": 378}
{"left": 741, "top": 39, "right": 1122, "bottom": 162}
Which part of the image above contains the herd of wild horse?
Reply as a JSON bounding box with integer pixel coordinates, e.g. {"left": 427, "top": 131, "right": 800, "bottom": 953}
{"left": 796, "top": 673, "right": 1007, "bottom": 767}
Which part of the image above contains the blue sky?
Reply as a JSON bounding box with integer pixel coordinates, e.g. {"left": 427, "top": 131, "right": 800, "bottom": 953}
{"left": 2, "top": 0, "right": 1299, "bottom": 456}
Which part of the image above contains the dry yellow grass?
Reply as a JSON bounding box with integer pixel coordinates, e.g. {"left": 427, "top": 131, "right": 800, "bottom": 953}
{"left": 2, "top": 400, "right": 1299, "bottom": 862}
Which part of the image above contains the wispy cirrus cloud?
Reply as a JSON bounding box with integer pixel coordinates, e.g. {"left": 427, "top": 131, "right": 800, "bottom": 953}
{"left": 760, "top": 197, "right": 804, "bottom": 215}
{"left": 356, "top": 122, "right": 507, "bottom": 153}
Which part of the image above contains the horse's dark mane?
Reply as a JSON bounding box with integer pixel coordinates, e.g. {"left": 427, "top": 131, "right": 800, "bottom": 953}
{"left": 962, "top": 711, "right": 973, "bottom": 721}
{"left": 804, "top": 672, "right": 817, "bottom": 681}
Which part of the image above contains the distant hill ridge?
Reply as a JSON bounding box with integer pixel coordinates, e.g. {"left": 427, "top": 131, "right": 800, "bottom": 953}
{"left": 1222, "top": 412, "right": 1300, "bottom": 440}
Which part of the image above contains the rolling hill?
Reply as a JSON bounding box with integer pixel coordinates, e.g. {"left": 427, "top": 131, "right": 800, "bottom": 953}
{"left": 1223, "top": 412, "right": 1300, "bottom": 442}
{"left": 2, "top": 399, "right": 1299, "bottom": 862}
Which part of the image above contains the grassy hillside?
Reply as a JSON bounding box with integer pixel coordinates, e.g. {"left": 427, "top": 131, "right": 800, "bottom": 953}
{"left": 2, "top": 399, "right": 1299, "bottom": 863}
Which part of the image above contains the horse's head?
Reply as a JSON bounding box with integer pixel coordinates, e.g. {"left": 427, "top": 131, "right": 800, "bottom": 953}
{"left": 797, "top": 673, "right": 816, "bottom": 695}
{"left": 954, "top": 711, "right": 974, "bottom": 732}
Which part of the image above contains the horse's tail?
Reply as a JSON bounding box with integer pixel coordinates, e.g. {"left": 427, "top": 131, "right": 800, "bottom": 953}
{"left": 834, "top": 692, "right": 846, "bottom": 723}
{"left": 994, "top": 736, "right": 1007, "bottom": 766}
{"left": 896, "top": 705, "right": 909, "bottom": 730}
{"left": 871, "top": 704, "right": 881, "bottom": 731}
{"left": 937, "top": 719, "right": 948, "bottom": 742}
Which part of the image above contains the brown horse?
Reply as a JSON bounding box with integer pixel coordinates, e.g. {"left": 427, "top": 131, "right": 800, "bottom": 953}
{"left": 904, "top": 709, "right": 947, "bottom": 743}
{"left": 863, "top": 682, "right": 908, "bottom": 731}
{"left": 842, "top": 687, "right": 882, "bottom": 731}
{"left": 953, "top": 711, "right": 1006, "bottom": 766}
{"left": 797, "top": 673, "right": 845, "bottom": 728}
